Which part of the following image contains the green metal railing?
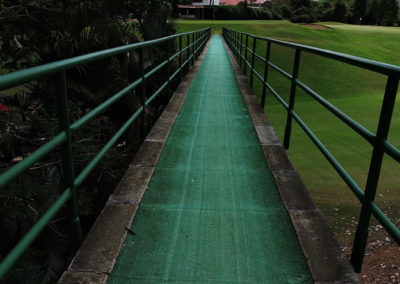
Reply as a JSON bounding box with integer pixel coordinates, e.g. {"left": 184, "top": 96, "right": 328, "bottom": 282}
{"left": 0, "top": 27, "right": 211, "bottom": 279}
{"left": 222, "top": 27, "right": 400, "bottom": 272}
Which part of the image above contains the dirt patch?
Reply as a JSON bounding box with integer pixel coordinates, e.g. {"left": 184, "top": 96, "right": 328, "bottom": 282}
{"left": 302, "top": 24, "right": 333, "bottom": 30}
{"left": 358, "top": 242, "right": 400, "bottom": 283}
{"left": 337, "top": 220, "right": 400, "bottom": 283}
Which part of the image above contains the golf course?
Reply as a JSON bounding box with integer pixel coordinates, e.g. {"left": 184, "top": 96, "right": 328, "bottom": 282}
{"left": 177, "top": 20, "right": 400, "bottom": 246}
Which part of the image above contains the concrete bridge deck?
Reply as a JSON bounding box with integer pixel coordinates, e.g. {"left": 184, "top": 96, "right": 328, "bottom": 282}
{"left": 59, "top": 36, "right": 358, "bottom": 283}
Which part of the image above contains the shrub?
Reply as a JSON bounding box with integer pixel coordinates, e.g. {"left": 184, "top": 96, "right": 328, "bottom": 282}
{"left": 332, "top": 0, "right": 348, "bottom": 22}
{"left": 290, "top": 7, "right": 315, "bottom": 23}
{"left": 210, "top": 5, "right": 277, "bottom": 20}
{"left": 280, "top": 4, "right": 293, "bottom": 19}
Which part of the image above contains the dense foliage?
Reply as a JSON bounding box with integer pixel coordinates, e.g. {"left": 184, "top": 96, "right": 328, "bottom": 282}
{"left": 289, "top": 0, "right": 399, "bottom": 25}
{"left": 174, "top": 0, "right": 399, "bottom": 25}
{"left": 0, "top": 0, "right": 176, "bottom": 282}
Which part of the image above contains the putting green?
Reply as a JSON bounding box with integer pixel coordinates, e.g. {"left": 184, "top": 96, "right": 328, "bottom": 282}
{"left": 109, "top": 36, "right": 312, "bottom": 283}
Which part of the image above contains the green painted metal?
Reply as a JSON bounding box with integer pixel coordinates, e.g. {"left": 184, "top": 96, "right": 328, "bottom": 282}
{"left": 351, "top": 74, "right": 399, "bottom": 270}
{"left": 295, "top": 80, "right": 375, "bottom": 144}
{"left": 244, "top": 34, "right": 249, "bottom": 75}
{"left": 239, "top": 33, "right": 243, "bottom": 66}
{"left": 0, "top": 28, "right": 211, "bottom": 280}
{"left": 261, "top": 41, "right": 271, "bottom": 107}
{"left": 139, "top": 48, "right": 147, "bottom": 137}
{"left": 109, "top": 35, "right": 312, "bottom": 283}
{"left": 0, "top": 30, "right": 208, "bottom": 91}
{"left": 56, "top": 71, "right": 82, "bottom": 245}
{"left": 179, "top": 37, "right": 183, "bottom": 81}
{"left": 283, "top": 49, "right": 301, "bottom": 150}
{"left": 0, "top": 189, "right": 72, "bottom": 280}
{"left": 0, "top": 132, "right": 67, "bottom": 189}
{"left": 222, "top": 27, "right": 400, "bottom": 273}
{"left": 250, "top": 38, "right": 257, "bottom": 87}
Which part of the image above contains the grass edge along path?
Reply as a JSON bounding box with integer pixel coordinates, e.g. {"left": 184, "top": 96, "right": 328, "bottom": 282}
{"left": 108, "top": 35, "right": 312, "bottom": 283}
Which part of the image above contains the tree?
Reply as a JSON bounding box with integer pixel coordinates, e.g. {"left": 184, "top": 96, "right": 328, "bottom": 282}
{"left": 290, "top": 0, "right": 311, "bottom": 10}
{"left": 209, "top": 0, "right": 216, "bottom": 19}
{"left": 380, "top": 0, "right": 398, "bottom": 25}
{"left": 0, "top": 1, "right": 176, "bottom": 282}
{"left": 352, "top": 0, "right": 367, "bottom": 23}
{"left": 332, "top": 0, "right": 348, "bottom": 22}
{"left": 366, "top": 0, "right": 381, "bottom": 24}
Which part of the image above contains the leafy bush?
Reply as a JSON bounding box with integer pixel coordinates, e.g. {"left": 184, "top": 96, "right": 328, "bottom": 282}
{"left": 0, "top": 0, "right": 177, "bottom": 282}
{"left": 209, "top": 5, "right": 278, "bottom": 20}
{"left": 332, "top": 0, "right": 348, "bottom": 22}
{"left": 290, "top": 7, "right": 316, "bottom": 23}
{"left": 288, "top": 0, "right": 398, "bottom": 25}
{"left": 280, "top": 4, "right": 293, "bottom": 19}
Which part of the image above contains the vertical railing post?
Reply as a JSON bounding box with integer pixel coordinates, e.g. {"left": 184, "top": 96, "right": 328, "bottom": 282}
{"left": 186, "top": 33, "right": 190, "bottom": 71}
{"left": 237, "top": 32, "right": 240, "bottom": 59}
{"left": 239, "top": 33, "right": 243, "bottom": 67}
{"left": 198, "top": 31, "right": 201, "bottom": 53}
{"left": 231, "top": 31, "right": 234, "bottom": 54}
{"left": 232, "top": 31, "right": 234, "bottom": 52}
{"left": 261, "top": 41, "right": 271, "bottom": 108}
{"left": 235, "top": 32, "right": 238, "bottom": 58}
{"left": 250, "top": 37, "right": 257, "bottom": 87}
{"left": 194, "top": 32, "right": 196, "bottom": 56}
{"left": 224, "top": 29, "right": 227, "bottom": 46}
{"left": 232, "top": 31, "right": 235, "bottom": 55}
{"left": 199, "top": 31, "right": 201, "bottom": 53}
{"left": 244, "top": 34, "right": 249, "bottom": 75}
{"left": 196, "top": 31, "right": 198, "bottom": 55}
{"left": 351, "top": 74, "right": 399, "bottom": 272}
{"left": 283, "top": 49, "right": 301, "bottom": 149}
{"left": 166, "top": 39, "right": 171, "bottom": 94}
{"left": 191, "top": 33, "right": 194, "bottom": 66}
{"left": 138, "top": 48, "right": 147, "bottom": 137}
{"left": 56, "top": 70, "right": 82, "bottom": 246}
{"left": 231, "top": 31, "right": 233, "bottom": 53}
{"left": 202, "top": 30, "right": 204, "bottom": 48}
{"left": 195, "top": 31, "right": 197, "bottom": 58}
{"left": 179, "top": 36, "right": 183, "bottom": 81}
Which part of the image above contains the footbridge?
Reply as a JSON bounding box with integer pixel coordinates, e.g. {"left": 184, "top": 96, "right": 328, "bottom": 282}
{"left": 0, "top": 27, "right": 399, "bottom": 283}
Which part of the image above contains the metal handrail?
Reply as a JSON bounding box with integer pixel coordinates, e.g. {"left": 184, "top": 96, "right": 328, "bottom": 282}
{"left": 0, "top": 27, "right": 211, "bottom": 279}
{"left": 222, "top": 27, "right": 400, "bottom": 273}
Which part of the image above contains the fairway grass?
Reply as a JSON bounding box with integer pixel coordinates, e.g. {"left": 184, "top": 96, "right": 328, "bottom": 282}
{"left": 177, "top": 20, "right": 400, "bottom": 243}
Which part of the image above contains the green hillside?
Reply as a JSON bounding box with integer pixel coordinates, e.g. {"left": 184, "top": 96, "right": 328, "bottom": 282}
{"left": 177, "top": 20, "right": 400, "bottom": 244}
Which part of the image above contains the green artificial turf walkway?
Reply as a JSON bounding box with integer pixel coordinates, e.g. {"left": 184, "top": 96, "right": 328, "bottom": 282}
{"left": 109, "top": 36, "right": 312, "bottom": 283}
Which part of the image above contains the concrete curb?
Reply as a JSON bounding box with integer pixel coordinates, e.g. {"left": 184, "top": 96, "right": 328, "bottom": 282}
{"left": 222, "top": 37, "right": 359, "bottom": 284}
{"left": 58, "top": 38, "right": 212, "bottom": 284}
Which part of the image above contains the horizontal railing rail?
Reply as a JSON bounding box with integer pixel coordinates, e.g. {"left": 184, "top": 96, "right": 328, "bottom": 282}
{"left": 0, "top": 27, "right": 211, "bottom": 279}
{"left": 222, "top": 27, "right": 400, "bottom": 273}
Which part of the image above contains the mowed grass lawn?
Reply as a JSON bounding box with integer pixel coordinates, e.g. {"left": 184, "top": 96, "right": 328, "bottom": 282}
{"left": 177, "top": 20, "right": 400, "bottom": 244}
